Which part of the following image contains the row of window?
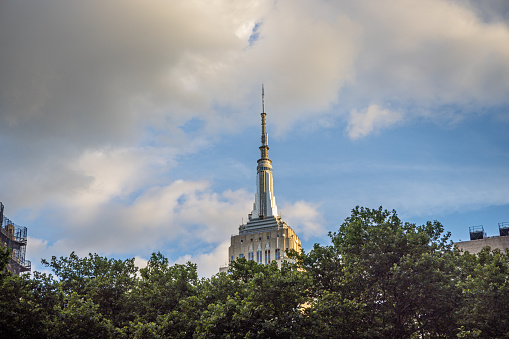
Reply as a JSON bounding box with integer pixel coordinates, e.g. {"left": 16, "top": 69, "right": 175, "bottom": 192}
{"left": 240, "top": 234, "right": 284, "bottom": 243}
{"left": 231, "top": 249, "right": 283, "bottom": 264}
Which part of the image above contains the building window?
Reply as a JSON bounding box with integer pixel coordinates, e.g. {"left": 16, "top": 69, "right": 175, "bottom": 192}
{"left": 241, "top": 239, "right": 243, "bottom": 243}
{"left": 231, "top": 255, "right": 233, "bottom": 262}
{"left": 267, "top": 235, "right": 270, "bottom": 239}
{"left": 259, "top": 237, "right": 261, "bottom": 241}
{"left": 239, "top": 253, "right": 244, "bottom": 258}
{"left": 248, "top": 252, "right": 254, "bottom": 261}
{"left": 251, "top": 238, "right": 253, "bottom": 242}
{"left": 265, "top": 250, "right": 271, "bottom": 264}
{"left": 257, "top": 250, "right": 262, "bottom": 264}
{"left": 275, "top": 249, "right": 280, "bottom": 260}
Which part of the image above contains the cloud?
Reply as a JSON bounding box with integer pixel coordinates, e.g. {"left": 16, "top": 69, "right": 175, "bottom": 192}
{"left": 60, "top": 180, "right": 252, "bottom": 254}
{"left": 465, "top": 0, "right": 509, "bottom": 24}
{"left": 330, "top": 164, "right": 509, "bottom": 219}
{"left": 4, "top": 0, "right": 509, "bottom": 276}
{"left": 347, "top": 104, "right": 403, "bottom": 139}
{"left": 387, "top": 171, "right": 509, "bottom": 218}
{"left": 2, "top": 0, "right": 508, "bottom": 167}
{"left": 134, "top": 256, "right": 149, "bottom": 271}
{"left": 280, "top": 201, "right": 325, "bottom": 240}
{"left": 25, "top": 178, "right": 252, "bottom": 272}
{"left": 0, "top": 0, "right": 266, "bottom": 210}
{"left": 348, "top": 0, "right": 509, "bottom": 106}
{"left": 244, "top": 0, "right": 360, "bottom": 123}
{"left": 174, "top": 240, "right": 231, "bottom": 277}
{"left": 26, "top": 236, "right": 50, "bottom": 267}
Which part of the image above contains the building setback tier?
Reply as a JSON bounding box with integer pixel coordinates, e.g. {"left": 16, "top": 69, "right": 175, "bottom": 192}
{"left": 221, "top": 226, "right": 301, "bottom": 272}
{"left": 239, "top": 216, "right": 288, "bottom": 234}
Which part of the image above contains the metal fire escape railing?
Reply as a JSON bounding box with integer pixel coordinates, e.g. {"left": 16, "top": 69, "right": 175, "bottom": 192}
{"left": 468, "top": 225, "right": 486, "bottom": 240}
{"left": 499, "top": 222, "right": 509, "bottom": 237}
{"left": 1, "top": 214, "right": 31, "bottom": 271}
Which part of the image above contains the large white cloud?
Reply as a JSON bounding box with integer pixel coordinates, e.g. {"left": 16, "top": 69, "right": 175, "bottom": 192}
{"left": 26, "top": 177, "right": 252, "bottom": 272}
{"left": 343, "top": 0, "right": 509, "bottom": 118}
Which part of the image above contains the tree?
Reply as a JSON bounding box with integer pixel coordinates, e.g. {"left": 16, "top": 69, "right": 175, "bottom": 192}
{"left": 42, "top": 252, "right": 138, "bottom": 329}
{"left": 457, "top": 247, "right": 509, "bottom": 338}
{"left": 51, "top": 292, "right": 114, "bottom": 338}
{"left": 295, "top": 206, "right": 462, "bottom": 338}
{"left": 5, "top": 207, "right": 509, "bottom": 338}
{"left": 134, "top": 252, "right": 199, "bottom": 324}
{"left": 196, "top": 258, "right": 310, "bottom": 338}
{"left": 0, "top": 272, "right": 53, "bottom": 338}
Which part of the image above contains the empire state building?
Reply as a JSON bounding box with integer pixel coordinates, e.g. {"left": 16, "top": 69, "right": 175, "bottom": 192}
{"left": 222, "top": 87, "right": 302, "bottom": 270}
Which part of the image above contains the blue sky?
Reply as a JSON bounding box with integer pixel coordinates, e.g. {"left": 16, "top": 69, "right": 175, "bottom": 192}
{"left": 1, "top": 0, "right": 508, "bottom": 276}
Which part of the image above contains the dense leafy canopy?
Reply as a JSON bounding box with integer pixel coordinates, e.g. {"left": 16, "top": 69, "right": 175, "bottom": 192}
{"left": 1, "top": 206, "right": 508, "bottom": 338}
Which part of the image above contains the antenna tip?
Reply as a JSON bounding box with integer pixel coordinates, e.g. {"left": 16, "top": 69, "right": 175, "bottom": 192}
{"left": 261, "top": 84, "right": 265, "bottom": 113}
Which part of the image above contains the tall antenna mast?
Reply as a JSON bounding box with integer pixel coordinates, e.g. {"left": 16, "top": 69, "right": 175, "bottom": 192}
{"left": 262, "top": 84, "right": 265, "bottom": 113}
{"left": 260, "top": 84, "right": 268, "bottom": 158}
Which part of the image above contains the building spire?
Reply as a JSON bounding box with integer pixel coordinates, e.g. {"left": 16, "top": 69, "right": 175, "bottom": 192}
{"left": 262, "top": 84, "right": 265, "bottom": 114}
{"left": 260, "top": 84, "right": 269, "bottom": 160}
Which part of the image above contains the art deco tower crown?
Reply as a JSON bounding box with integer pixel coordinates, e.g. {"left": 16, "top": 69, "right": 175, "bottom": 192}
{"left": 220, "top": 86, "right": 301, "bottom": 271}
{"left": 250, "top": 85, "right": 278, "bottom": 220}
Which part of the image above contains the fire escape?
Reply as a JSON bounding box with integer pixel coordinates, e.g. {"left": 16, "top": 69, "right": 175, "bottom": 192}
{"left": 0, "top": 202, "right": 31, "bottom": 275}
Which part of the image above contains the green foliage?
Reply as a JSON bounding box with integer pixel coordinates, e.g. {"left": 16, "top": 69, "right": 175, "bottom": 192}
{"left": 42, "top": 252, "right": 139, "bottom": 329}
{"left": 196, "top": 259, "right": 310, "bottom": 338}
{"left": 1, "top": 206, "right": 508, "bottom": 338}
{"left": 0, "top": 273, "right": 51, "bottom": 338}
{"left": 295, "top": 206, "right": 462, "bottom": 338}
{"left": 53, "top": 292, "right": 114, "bottom": 338}
{"left": 134, "top": 252, "right": 199, "bottom": 323}
{"left": 456, "top": 248, "right": 509, "bottom": 338}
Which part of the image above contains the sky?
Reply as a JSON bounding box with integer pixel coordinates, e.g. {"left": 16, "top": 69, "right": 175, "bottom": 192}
{"left": 1, "top": 0, "right": 508, "bottom": 277}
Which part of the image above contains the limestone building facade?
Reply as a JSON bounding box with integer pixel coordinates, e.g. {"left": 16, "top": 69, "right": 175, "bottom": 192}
{"left": 220, "top": 87, "right": 301, "bottom": 272}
